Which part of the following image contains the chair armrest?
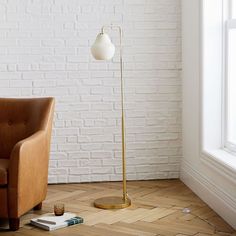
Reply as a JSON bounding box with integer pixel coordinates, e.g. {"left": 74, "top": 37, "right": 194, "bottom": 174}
{"left": 8, "top": 130, "right": 49, "bottom": 217}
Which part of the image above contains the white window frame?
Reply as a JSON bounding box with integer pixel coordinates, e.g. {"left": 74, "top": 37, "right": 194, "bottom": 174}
{"left": 223, "top": 0, "right": 236, "bottom": 154}
{"left": 201, "top": 0, "right": 236, "bottom": 176}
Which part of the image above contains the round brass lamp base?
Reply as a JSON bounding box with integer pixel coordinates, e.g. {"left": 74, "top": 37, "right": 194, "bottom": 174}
{"left": 94, "top": 196, "right": 131, "bottom": 209}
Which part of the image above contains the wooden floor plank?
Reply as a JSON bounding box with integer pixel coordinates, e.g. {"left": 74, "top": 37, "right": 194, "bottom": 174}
{"left": 0, "top": 180, "right": 235, "bottom": 235}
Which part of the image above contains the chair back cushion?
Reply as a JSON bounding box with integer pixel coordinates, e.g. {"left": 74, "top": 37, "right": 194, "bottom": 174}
{"left": 0, "top": 98, "right": 54, "bottom": 159}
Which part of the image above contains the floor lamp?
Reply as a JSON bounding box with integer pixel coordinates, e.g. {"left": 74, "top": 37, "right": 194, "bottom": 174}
{"left": 91, "top": 25, "right": 131, "bottom": 209}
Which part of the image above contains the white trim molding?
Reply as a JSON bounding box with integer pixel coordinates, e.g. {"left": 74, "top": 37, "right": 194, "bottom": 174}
{"left": 201, "top": 150, "right": 236, "bottom": 183}
{"left": 181, "top": 161, "right": 236, "bottom": 229}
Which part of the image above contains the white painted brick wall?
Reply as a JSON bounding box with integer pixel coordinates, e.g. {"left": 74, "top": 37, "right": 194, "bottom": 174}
{"left": 0, "top": 0, "right": 182, "bottom": 183}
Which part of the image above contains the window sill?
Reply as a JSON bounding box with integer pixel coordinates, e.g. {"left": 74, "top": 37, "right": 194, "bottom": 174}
{"left": 201, "top": 149, "right": 236, "bottom": 182}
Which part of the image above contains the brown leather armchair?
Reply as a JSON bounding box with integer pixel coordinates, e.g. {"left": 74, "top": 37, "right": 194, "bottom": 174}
{"left": 0, "top": 97, "right": 55, "bottom": 231}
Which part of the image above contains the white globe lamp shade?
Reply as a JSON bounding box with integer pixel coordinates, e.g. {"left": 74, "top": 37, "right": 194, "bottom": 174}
{"left": 91, "top": 33, "right": 115, "bottom": 60}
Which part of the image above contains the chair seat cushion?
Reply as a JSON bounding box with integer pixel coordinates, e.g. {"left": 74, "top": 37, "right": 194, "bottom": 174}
{"left": 0, "top": 159, "right": 9, "bottom": 185}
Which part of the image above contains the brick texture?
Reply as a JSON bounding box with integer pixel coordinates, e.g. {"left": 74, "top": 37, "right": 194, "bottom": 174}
{"left": 0, "top": 0, "right": 182, "bottom": 183}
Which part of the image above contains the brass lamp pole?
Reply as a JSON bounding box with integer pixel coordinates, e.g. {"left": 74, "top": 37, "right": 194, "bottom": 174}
{"left": 91, "top": 25, "right": 131, "bottom": 209}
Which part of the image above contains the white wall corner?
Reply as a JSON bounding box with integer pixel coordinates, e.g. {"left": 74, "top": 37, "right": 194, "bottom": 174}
{"left": 182, "top": 0, "right": 236, "bottom": 229}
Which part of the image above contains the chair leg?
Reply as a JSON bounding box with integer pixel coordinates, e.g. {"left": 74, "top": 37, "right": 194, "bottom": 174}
{"left": 9, "top": 218, "right": 20, "bottom": 231}
{"left": 33, "top": 202, "right": 42, "bottom": 210}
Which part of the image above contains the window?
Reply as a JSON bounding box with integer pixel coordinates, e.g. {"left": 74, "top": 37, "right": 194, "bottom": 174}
{"left": 224, "top": 0, "right": 236, "bottom": 153}
{"left": 231, "top": 0, "right": 236, "bottom": 18}
{"left": 201, "top": 0, "right": 236, "bottom": 172}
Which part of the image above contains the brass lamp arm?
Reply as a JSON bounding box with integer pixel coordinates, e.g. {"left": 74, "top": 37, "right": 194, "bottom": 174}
{"left": 100, "top": 24, "right": 127, "bottom": 201}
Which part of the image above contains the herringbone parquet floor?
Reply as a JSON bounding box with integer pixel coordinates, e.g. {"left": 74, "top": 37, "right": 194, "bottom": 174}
{"left": 0, "top": 180, "right": 235, "bottom": 235}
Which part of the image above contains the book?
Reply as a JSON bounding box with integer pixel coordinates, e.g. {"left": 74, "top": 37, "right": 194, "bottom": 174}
{"left": 37, "top": 213, "right": 76, "bottom": 225}
{"left": 30, "top": 213, "right": 83, "bottom": 231}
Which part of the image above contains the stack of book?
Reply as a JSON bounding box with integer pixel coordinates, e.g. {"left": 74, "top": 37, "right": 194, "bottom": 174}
{"left": 30, "top": 213, "right": 83, "bottom": 231}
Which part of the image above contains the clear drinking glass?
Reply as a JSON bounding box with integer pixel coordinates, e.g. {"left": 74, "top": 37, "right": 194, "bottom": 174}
{"left": 54, "top": 203, "right": 64, "bottom": 216}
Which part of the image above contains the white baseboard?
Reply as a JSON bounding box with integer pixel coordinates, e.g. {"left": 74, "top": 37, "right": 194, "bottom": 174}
{"left": 180, "top": 161, "right": 236, "bottom": 229}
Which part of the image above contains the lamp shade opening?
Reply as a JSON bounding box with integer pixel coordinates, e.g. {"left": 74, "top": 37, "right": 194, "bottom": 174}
{"left": 91, "top": 33, "right": 115, "bottom": 60}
